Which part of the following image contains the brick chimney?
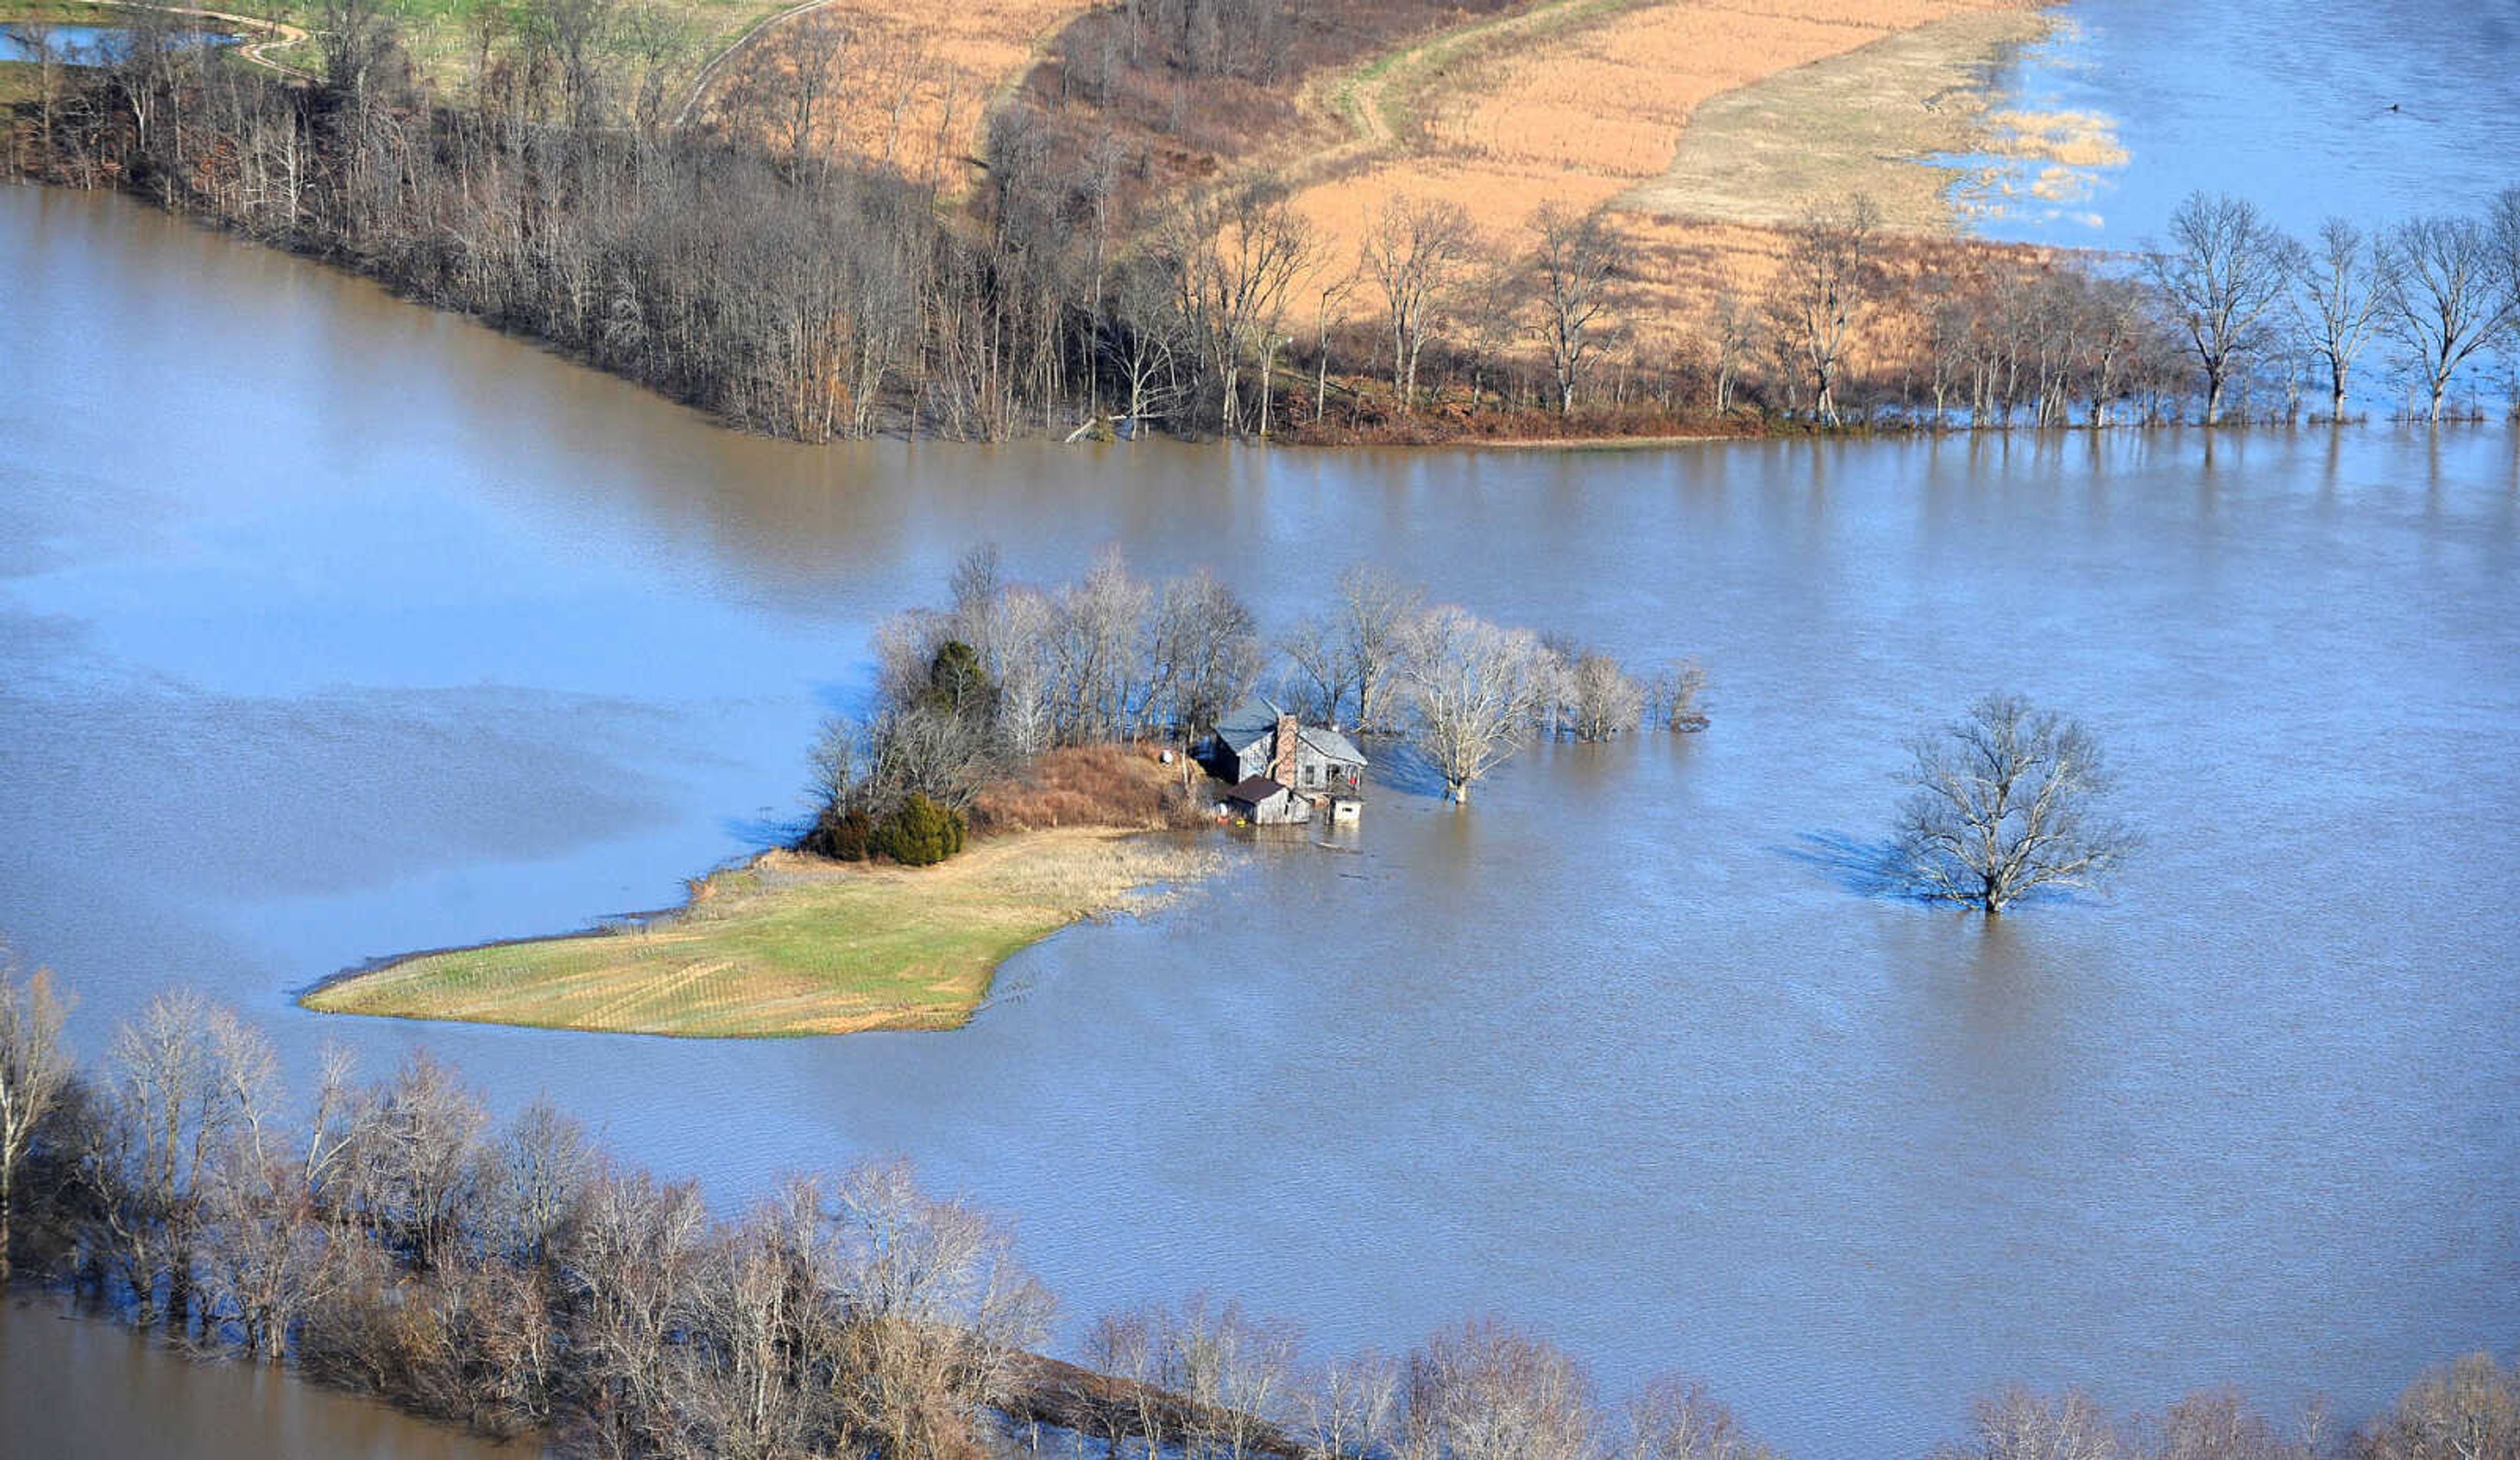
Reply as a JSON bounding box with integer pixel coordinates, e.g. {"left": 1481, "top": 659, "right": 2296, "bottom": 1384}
{"left": 1272, "top": 713, "right": 1299, "bottom": 786}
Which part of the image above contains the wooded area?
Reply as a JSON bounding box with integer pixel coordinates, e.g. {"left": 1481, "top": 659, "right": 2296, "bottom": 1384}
{"left": 1, "top": 957, "right": 2515, "bottom": 1459}
{"left": 807, "top": 548, "right": 1698, "bottom": 839}
{"left": 5, "top": 12, "right": 2514, "bottom": 442}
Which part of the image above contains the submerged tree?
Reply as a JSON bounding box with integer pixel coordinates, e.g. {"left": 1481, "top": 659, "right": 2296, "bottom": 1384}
{"left": 1395, "top": 607, "right": 1554, "bottom": 804}
{"left": 2145, "top": 192, "right": 2301, "bottom": 425}
{"left": 2379, "top": 213, "right": 2518, "bottom": 423}
{"left": 1891, "top": 694, "right": 2133, "bottom": 914}
{"left": 0, "top": 951, "right": 74, "bottom": 1289}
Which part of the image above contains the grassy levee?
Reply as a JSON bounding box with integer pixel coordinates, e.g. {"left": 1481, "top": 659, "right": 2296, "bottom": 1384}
{"left": 304, "top": 828, "right": 1219, "bottom": 1038}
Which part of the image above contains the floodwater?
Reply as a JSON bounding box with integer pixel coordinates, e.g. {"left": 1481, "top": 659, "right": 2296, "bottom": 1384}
{"left": 3, "top": 183, "right": 2517, "bottom": 1459}
{"left": 0, "top": 1299, "right": 509, "bottom": 1458}
{"left": 0, "top": 25, "right": 236, "bottom": 63}
{"left": 1954, "top": 0, "right": 2520, "bottom": 245}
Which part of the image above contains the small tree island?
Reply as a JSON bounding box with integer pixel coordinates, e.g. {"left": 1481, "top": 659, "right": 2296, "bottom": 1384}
{"left": 304, "top": 549, "right": 1704, "bottom": 1036}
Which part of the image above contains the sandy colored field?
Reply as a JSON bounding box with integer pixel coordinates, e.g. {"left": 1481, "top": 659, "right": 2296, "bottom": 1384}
{"left": 686, "top": 0, "right": 1086, "bottom": 186}
{"left": 1284, "top": 0, "right": 2050, "bottom": 255}
{"left": 1267, "top": 0, "right": 2063, "bottom": 346}
{"left": 303, "top": 829, "right": 1218, "bottom": 1038}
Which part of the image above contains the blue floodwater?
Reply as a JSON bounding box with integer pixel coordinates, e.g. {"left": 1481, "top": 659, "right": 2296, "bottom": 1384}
{"left": 1942, "top": 0, "right": 2520, "bottom": 247}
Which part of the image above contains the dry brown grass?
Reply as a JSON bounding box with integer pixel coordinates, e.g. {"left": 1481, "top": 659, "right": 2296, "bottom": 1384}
{"left": 692, "top": 0, "right": 1087, "bottom": 184}
{"left": 1241, "top": 0, "right": 2072, "bottom": 396}
{"left": 1626, "top": 5, "right": 2051, "bottom": 230}
{"left": 971, "top": 743, "right": 1210, "bottom": 833}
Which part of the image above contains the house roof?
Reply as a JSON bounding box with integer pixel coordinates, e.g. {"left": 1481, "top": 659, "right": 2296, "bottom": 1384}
{"left": 1297, "top": 723, "right": 1368, "bottom": 767}
{"left": 1212, "top": 695, "right": 1284, "bottom": 753}
{"left": 1212, "top": 694, "right": 1369, "bottom": 767}
{"left": 1225, "top": 775, "right": 1290, "bottom": 805}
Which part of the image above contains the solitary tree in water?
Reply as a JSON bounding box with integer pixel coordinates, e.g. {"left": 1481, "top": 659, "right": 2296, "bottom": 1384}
{"left": 1893, "top": 694, "right": 2133, "bottom": 914}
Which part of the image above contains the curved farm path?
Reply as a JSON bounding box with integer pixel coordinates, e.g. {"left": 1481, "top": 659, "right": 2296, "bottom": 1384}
{"left": 1282, "top": 0, "right": 1649, "bottom": 192}
{"left": 671, "top": 0, "right": 1088, "bottom": 156}
{"left": 669, "top": 0, "right": 843, "bottom": 131}
{"left": 68, "top": 0, "right": 314, "bottom": 79}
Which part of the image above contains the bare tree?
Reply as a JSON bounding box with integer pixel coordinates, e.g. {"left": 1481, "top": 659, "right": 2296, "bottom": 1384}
{"left": 1396, "top": 607, "right": 1554, "bottom": 803}
{"left": 1764, "top": 194, "right": 1882, "bottom": 425}
{"left": 2290, "top": 218, "right": 2384, "bottom": 421}
{"left": 1625, "top": 1375, "right": 1778, "bottom": 1460}
{"left": 1336, "top": 564, "right": 1422, "bottom": 734}
{"left": 1302, "top": 1350, "right": 1401, "bottom": 1459}
{"left": 1650, "top": 659, "right": 1709, "bottom": 733}
{"left": 1935, "top": 1387, "right": 2121, "bottom": 1460}
{"left": 2144, "top": 192, "right": 2303, "bottom": 425}
{"left": 1054, "top": 545, "right": 1154, "bottom": 741}
{"left": 1529, "top": 205, "right": 1620, "bottom": 414}
{"left": 1364, "top": 196, "right": 1479, "bottom": 413}
{"left": 2139, "top": 1387, "right": 2313, "bottom": 1460}
{"left": 2357, "top": 1351, "right": 2520, "bottom": 1460}
{"left": 1399, "top": 1320, "right": 1593, "bottom": 1460}
{"left": 1278, "top": 614, "right": 1347, "bottom": 725}
{"left": 1165, "top": 182, "right": 1316, "bottom": 434}
{"left": 1561, "top": 650, "right": 1645, "bottom": 741}
{"left": 1893, "top": 693, "right": 2135, "bottom": 914}
{"left": 823, "top": 1157, "right": 1054, "bottom": 1458}
{"left": 1708, "top": 290, "right": 1757, "bottom": 416}
{"left": 0, "top": 950, "right": 74, "bottom": 1288}
{"left": 2379, "top": 213, "right": 2519, "bottom": 423}
{"left": 2493, "top": 186, "right": 2520, "bottom": 321}
{"left": 1150, "top": 1293, "right": 1302, "bottom": 1460}
{"left": 1148, "top": 569, "right": 1263, "bottom": 738}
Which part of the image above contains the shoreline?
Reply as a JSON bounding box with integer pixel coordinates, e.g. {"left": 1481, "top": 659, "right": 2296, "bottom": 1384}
{"left": 301, "top": 826, "right": 1221, "bottom": 1039}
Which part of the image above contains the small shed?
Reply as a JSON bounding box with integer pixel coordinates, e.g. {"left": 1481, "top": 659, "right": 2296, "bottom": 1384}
{"left": 1223, "top": 775, "right": 1307, "bottom": 825}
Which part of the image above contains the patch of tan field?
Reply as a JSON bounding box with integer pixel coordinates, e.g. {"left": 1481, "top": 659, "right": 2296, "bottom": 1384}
{"left": 303, "top": 829, "right": 1219, "bottom": 1039}
{"left": 691, "top": 0, "right": 1088, "bottom": 183}
{"left": 1280, "top": 0, "right": 2046, "bottom": 253}
{"left": 1273, "top": 0, "right": 2062, "bottom": 339}
{"left": 1628, "top": 5, "right": 2054, "bottom": 230}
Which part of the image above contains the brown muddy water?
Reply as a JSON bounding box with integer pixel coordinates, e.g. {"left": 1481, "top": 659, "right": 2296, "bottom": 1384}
{"left": 1, "top": 183, "right": 2515, "bottom": 1457}
{"left": 0, "top": 1299, "right": 510, "bottom": 1457}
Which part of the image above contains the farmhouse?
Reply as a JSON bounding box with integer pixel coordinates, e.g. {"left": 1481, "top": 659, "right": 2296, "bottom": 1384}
{"left": 1198, "top": 696, "right": 1368, "bottom": 795}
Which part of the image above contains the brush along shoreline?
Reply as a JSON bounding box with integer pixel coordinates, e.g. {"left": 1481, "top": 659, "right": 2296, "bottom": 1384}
{"left": 301, "top": 827, "right": 1221, "bottom": 1039}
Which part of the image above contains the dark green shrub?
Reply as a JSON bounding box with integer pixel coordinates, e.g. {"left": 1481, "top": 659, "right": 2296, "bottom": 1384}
{"left": 870, "top": 795, "right": 966, "bottom": 867}
{"left": 801, "top": 806, "right": 873, "bottom": 862}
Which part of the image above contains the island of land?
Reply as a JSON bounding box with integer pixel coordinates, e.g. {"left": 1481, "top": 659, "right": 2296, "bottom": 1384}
{"left": 303, "top": 827, "right": 1216, "bottom": 1037}
{"left": 304, "top": 742, "right": 1227, "bottom": 1038}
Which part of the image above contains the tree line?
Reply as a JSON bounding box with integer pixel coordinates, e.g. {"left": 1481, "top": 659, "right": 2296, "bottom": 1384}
{"left": 5, "top": 14, "right": 2513, "bottom": 439}
{"left": 1, "top": 958, "right": 2515, "bottom": 1459}
{"left": 805, "top": 547, "right": 1703, "bottom": 852}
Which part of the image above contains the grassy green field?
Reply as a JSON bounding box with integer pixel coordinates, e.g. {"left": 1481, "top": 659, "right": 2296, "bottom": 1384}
{"left": 303, "top": 828, "right": 1219, "bottom": 1038}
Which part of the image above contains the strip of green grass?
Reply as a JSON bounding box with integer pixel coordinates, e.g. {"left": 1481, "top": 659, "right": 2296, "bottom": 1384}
{"left": 303, "top": 829, "right": 1216, "bottom": 1038}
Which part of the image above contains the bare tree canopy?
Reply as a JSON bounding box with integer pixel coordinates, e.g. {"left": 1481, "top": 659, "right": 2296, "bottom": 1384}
{"left": 1401, "top": 1320, "right": 1595, "bottom": 1460}
{"left": 0, "top": 961, "right": 2508, "bottom": 1457}
{"left": 2378, "top": 213, "right": 2520, "bottom": 423}
{"left": 0, "top": 950, "right": 74, "bottom": 1288}
{"left": 1527, "top": 204, "right": 1621, "bottom": 415}
{"left": 2144, "top": 192, "right": 2303, "bottom": 426}
{"left": 1364, "top": 196, "right": 1480, "bottom": 413}
{"left": 1395, "top": 606, "right": 1555, "bottom": 803}
{"left": 1764, "top": 194, "right": 1882, "bottom": 426}
{"left": 2289, "top": 217, "right": 2383, "bottom": 421}
{"left": 1557, "top": 648, "right": 1646, "bottom": 742}
{"left": 1892, "top": 694, "right": 2134, "bottom": 914}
